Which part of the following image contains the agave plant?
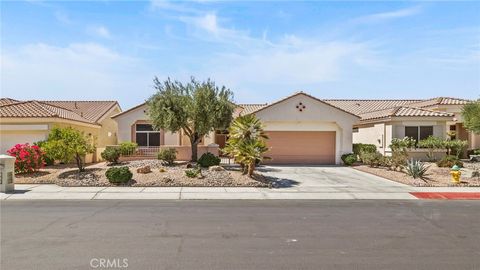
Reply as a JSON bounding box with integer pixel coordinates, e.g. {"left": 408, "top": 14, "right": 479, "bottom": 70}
{"left": 405, "top": 159, "right": 429, "bottom": 180}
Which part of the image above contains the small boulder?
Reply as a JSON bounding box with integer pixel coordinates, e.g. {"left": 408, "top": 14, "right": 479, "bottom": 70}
{"left": 209, "top": 165, "right": 225, "bottom": 172}
{"left": 186, "top": 163, "right": 196, "bottom": 168}
{"left": 136, "top": 165, "right": 151, "bottom": 174}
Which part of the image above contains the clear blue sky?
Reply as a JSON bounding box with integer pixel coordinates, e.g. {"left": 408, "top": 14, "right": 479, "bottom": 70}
{"left": 1, "top": 1, "right": 479, "bottom": 109}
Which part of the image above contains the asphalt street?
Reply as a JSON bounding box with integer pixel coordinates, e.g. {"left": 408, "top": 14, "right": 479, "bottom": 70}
{"left": 1, "top": 200, "right": 480, "bottom": 270}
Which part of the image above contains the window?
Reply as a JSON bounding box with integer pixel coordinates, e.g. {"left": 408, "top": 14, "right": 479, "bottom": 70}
{"left": 404, "top": 126, "right": 434, "bottom": 141}
{"left": 352, "top": 127, "right": 359, "bottom": 133}
{"left": 135, "top": 124, "right": 160, "bottom": 146}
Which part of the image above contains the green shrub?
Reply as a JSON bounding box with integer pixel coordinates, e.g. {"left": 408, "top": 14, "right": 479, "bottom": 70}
{"left": 390, "top": 137, "right": 416, "bottom": 152}
{"left": 444, "top": 140, "right": 468, "bottom": 158}
{"left": 185, "top": 168, "right": 201, "bottom": 178}
{"left": 33, "top": 140, "right": 55, "bottom": 166}
{"left": 390, "top": 151, "right": 408, "bottom": 169}
{"left": 360, "top": 151, "right": 384, "bottom": 167}
{"left": 436, "top": 155, "right": 464, "bottom": 168}
{"left": 418, "top": 136, "right": 445, "bottom": 161}
{"left": 467, "top": 149, "right": 480, "bottom": 156}
{"left": 105, "top": 166, "right": 132, "bottom": 184}
{"left": 341, "top": 153, "right": 357, "bottom": 166}
{"left": 353, "top": 143, "right": 377, "bottom": 156}
{"left": 198, "top": 152, "right": 221, "bottom": 167}
{"left": 119, "top": 142, "right": 137, "bottom": 155}
{"left": 405, "top": 159, "right": 429, "bottom": 179}
{"left": 157, "top": 148, "right": 177, "bottom": 165}
{"left": 101, "top": 147, "right": 121, "bottom": 164}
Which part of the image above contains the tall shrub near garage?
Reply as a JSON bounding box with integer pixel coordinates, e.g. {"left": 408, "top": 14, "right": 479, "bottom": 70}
{"left": 42, "top": 127, "right": 95, "bottom": 172}
{"left": 7, "top": 143, "right": 45, "bottom": 173}
{"left": 222, "top": 114, "right": 270, "bottom": 177}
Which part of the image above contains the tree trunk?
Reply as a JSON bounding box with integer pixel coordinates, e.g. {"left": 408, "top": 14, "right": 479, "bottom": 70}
{"left": 247, "top": 162, "right": 255, "bottom": 177}
{"left": 191, "top": 141, "right": 199, "bottom": 162}
{"left": 76, "top": 154, "right": 84, "bottom": 172}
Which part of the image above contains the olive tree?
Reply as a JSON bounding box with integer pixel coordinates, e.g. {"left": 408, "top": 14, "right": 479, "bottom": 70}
{"left": 42, "top": 126, "right": 95, "bottom": 172}
{"left": 462, "top": 99, "right": 480, "bottom": 134}
{"left": 147, "top": 77, "right": 235, "bottom": 161}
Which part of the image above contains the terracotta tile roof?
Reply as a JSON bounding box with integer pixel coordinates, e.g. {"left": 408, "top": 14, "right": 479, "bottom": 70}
{"left": 0, "top": 98, "right": 20, "bottom": 106}
{"left": 323, "top": 99, "right": 422, "bottom": 115}
{"left": 235, "top": 104, "right": 268, "bottom": 116}
{"left": 43, "top": 101, "right": 118, "bottom": 122}
{"left": 0, "top": 101, "right": 96, "bottom": 124}
{"left": 359, "top": 106, "right": 454, "bottom": 121}
{"left": 407, "top": 97, "right": 471, "bottom": 108}
{"left": 245, "top": 92, "right": 360, "bottom": 117}
{"left": 0, "top": 99, "right": 119, "bottom": 125}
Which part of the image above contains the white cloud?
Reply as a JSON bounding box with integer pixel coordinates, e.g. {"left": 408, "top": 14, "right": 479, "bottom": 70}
{"left": 1, "top": 43, "right": 155, "bottom": 107}
{"left": 208, "top": 40, "right": 377, "bottom": 86}
{"left": 87, "top": 26, "right": 111, "bottom": 39}
{"left": 353, "top": 6, "right": 422, "bottom": 24}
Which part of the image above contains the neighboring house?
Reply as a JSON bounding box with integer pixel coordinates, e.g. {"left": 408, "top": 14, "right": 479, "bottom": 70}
{"left": 0, "top": 98, "right": 121, "bottom": 162}
{"left": 324, "top": 97, "right": 478, "bottom": 155}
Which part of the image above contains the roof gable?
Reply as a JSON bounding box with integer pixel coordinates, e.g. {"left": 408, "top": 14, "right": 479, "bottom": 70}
{"left": 250, "top": 92, "right": 360, "bottom": 118}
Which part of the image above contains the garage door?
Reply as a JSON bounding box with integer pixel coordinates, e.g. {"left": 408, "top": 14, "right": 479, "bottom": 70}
{"left": 264, "top": 131, "right": 336, "bottom": 164}
{"left": 0, "top": 132, "right": 48, "bottom": 154}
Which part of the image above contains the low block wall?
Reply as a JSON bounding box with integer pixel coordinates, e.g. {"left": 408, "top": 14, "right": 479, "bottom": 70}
{"left": 117, "top": 144, "right": 219, "bottom": 162}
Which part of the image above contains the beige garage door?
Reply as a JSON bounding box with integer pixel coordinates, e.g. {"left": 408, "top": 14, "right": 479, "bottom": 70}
{"left": 264, "top": 131, "right": 336, "bottom": 164}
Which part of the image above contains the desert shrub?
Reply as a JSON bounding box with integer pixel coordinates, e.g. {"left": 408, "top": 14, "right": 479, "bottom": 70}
{"left": 360, "top": 151, "right": 384, "bottom": 167}
{"left": 353, "top": 143, "right": 377, "bottom": 156}
{"left": 185, "top": 167, "right": 201, "bottom": 178}
{"left": 390, "top": 137, "right": 416, "bottom": 152}
{"left": 436, "top": 155, "right": 464, "bottom": 168}
{"left": 198, "top": 152, "right": 221, "bottom": 167}
{"left": 467, "top": 149, "right": 480, "bottom": 156}
{"left": 119, "top": 142, "right": 137, "bottom": 155}
{"left": 418, "top": 136, "right": 445, "bottom": 161}
{"left": 341, "top": 153, "right": 357, "bottom": 166}
{"left": 157, "top": 148, "right": 177, "bottom": 165}
{"left": 42, "top": 126, "right": 95, "bottom": 172}
{"left": 33, "top": 140, "right": 54, "bottom": 166}
{"left": 105, "top": 166, "right": 132, "bottom": 184}
{"left": 405, "top": 159, "right": 429, "bottom": 179}
{"left": 101, "top": 147, "right": 121, "bottom": 164}
{"left": 444, "top": 140, "right": 468, "bottom": 158}
{"left": 390, "top": 151, "right": 408, "bottom": 170}
{"left": 7, "top": 143, "right": 45, "bottom": 173}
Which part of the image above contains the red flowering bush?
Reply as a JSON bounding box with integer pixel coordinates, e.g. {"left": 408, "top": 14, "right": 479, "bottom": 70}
{"left": 7, "top": 143, "right": 45, "bottom": 173}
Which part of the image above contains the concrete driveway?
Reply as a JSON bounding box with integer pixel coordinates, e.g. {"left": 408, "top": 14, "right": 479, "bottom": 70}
{"left": 258, "top": 166, "right": 415, "bottom": 193}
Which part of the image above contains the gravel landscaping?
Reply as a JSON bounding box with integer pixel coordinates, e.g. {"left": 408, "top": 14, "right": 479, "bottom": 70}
{"left": 15, "top": 160, "right": 272, "bottom": 187}
{"left": 354, "top": 161, "right": 480, "bottom": 187}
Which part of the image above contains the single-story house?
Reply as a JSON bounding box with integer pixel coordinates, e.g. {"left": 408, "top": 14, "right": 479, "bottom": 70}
{"left": 324, "top": 97, "right": 479, "bottom": 156}
{"left": 113, "top": 92, "right": 360, "bottom": 164}
{"left": 0, "top": 98, "right": 121, "bottom": 162}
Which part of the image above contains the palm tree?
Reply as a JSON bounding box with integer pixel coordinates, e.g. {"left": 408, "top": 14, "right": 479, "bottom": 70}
{"left": 222, "top": 114, "right": 270, "bottom": 177}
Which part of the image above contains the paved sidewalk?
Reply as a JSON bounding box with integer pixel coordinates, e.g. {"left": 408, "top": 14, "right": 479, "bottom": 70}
{"left": 2, "top": 184, "right": 480, "bottom": 200}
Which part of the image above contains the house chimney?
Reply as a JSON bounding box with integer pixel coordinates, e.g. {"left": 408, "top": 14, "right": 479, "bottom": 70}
{"left": 74, "top": 101, "right": 78, "bottom": 109}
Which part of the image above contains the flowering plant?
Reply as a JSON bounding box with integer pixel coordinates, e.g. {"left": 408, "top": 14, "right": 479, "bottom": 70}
{"left": 7, "top": 143, "right": 45, "bottom": 173}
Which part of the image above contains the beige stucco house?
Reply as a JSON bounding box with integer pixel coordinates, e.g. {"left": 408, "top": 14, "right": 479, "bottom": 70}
{"left": 0, "top": 98, "right": 121, "bottom": 162}
{"left": 324, "top": 97, "right": 478, "bottom": 156}
{"left": 113, "top": 92, "right": 359, "bottom": 165}
{"left": 111, "top": 102, "right": 218, "bottom": 161}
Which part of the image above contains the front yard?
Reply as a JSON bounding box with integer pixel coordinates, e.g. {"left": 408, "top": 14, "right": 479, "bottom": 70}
{"left": 14, "top": 160, "right": 272, "bottom": 187}
{"left": 354, "top": 161, "right": 480, "bottom": 187}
